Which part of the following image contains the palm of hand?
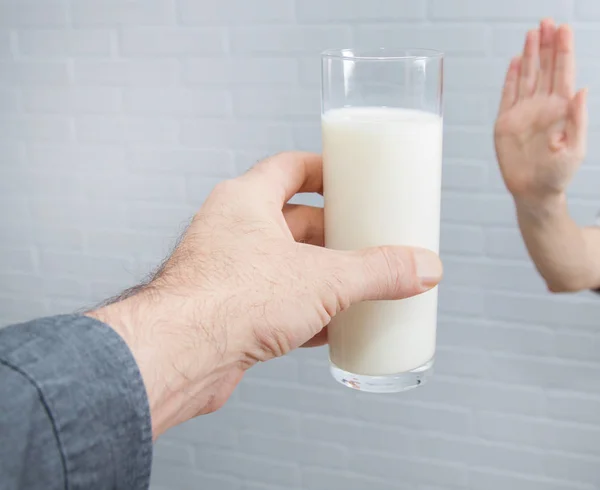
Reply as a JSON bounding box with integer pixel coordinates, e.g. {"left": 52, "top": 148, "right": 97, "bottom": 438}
{"left": 494, "top": 21, "right": 587, "bottom": 201}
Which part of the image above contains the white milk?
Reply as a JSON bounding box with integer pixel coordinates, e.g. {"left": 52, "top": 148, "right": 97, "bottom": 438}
{"left": 323, "top": 107, "right": 443, "bottom": 376}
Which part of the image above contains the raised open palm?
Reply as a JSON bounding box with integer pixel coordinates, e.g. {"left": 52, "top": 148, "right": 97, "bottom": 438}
{"left": 494, "top": 19, "right": 588, "bottom": 201}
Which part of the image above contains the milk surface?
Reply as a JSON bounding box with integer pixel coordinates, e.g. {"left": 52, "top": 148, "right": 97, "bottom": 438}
{"left": 323, "top": 107, "right": 443, "bottom": 376}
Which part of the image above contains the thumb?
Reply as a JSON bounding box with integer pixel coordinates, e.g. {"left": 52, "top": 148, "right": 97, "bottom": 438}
{"left": 332, "top": 246, "right": 443, "bottom": 304}
{"left": 566, "top": 87, "right": 588, "bottom": 156}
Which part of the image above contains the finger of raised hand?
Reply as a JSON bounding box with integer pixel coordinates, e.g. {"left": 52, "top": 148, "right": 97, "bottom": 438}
{"left": 553, "top": 24, "right": 575, "bottom": 98}
{"left": 498, "top": 56, "right": 521, "bottom": 114}
{"left": 519, "top": 29, "right": 540, "bottom": 99}
{"left": 536, "top": 18, "right": 556, "bottom": 94}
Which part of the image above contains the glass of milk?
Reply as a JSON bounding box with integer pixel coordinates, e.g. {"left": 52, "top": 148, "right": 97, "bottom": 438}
{"left": 322, "top": 48, "right": 444, "bottom": 393}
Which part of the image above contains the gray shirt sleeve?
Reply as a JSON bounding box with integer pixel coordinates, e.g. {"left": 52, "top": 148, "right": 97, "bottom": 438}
{"left": 0, "top": 314, "right": 153, "bottom": 490}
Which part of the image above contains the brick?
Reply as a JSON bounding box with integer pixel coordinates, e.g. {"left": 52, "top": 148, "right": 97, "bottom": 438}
{"left": 444, "top": 58, "right": 506, "bottom": 91}
{"left": 569, "top": 166, "right": 600, "bottom": 197}
{"left": 29, "top": 197, "right": 129, "bottom": 229}
{"left": 27, "top": 145, "right": 127, "bottom": 174}
{"left": 153, "top": 439, "right": 194, "bottom": 467}
{"left": 444, "top": 127, "right": 495, "bottom": 159}
{"left": 150, "top": 466, "right": 240, "bottom": 490}
{"left": 194, "top": 449, "right": 300, "bottom": 488}
{"left": 72, "top": 0, "right": 175, "bottom": 26}
{"left": 0, "top": 169, "right": 79, "bottom": 198}
{"left": 298, "top": 57, "right": 321, "bottom": 87}
{"left": 295, "top": 357, "right": 339, "bottom": 388}
{"left": 233, "top": 150, "right": 280, "bottom": 174}
{"left": 183, "top": 58, "right": 298, "bottom": 85}
{"left": 0, "top": 249, "right": 35, "bottom": 273}
{"left": 441, "top": 193, "right": 515, "bottom": 225}
{"left": 547, "top": 392, "right": 600, "bottom": 426}
{"left": 181, "top": 120, "right": 293, "bottom": 150}
{"left": 166, "top": 417, "right": 238, "bottom": 448}
{"left": 40, "top": 277, "right": 89, "bottom": 302}
{"left": 442, "top": 257, "right": 546, "bottom": 293}
{"left": 0, "top": 88, "right": 18, "bottom": 112}
{"left": 84, "top": 230, "right": 171, "bottom": 261}
{"left": 347, "top": 452, "right": 467, "bottom": 486}
{"left": 31, "top": 223, "right": 83, "bottom": 251}
{"left": 230, "top": 26, "right": 351, "bottom": 55}
{"left": 183, "top": 173, "right": 224, "bottom": 210}
{"left": 0, "top": 0, "right": 67, "bottom": 27}
{"left": 291, "top": 122, "right": 321, "bottom": 153}
{"left": 124, "top": 88, "right": 229, "bottom": 116}
{"left": 296, "top": 0, "right": 426, "bottom": 22}
{"left": 492, "top": 26, "right": 531, "bottom": 56}
{"left": 303, "top": 468, "right": 409, "bottom": 490}
{"left": 487, "top": 352, "right": 600, "bottom": 393}
{"left": 238, "top": 379, "right": 356, "bottom": 418}
{"left": 0, "top": 30, "right": 11, "bottom": 57}
{"left": 0, "top": 297, "right": 47, "bottom": 325}
{"left": 477, "top": 412, "right": 600, "bottom": 456}
{"left": 22, "top": 87, "right": 121, "bottom": 114}
{"left": 0, "top": 141, "right": 25, "bottom": 170}
{"left": 469, "top": 469, "right": 591, "bottom": 490}
{"left": 356, "top": 25, "right": 489, "bottom": 56}
{"left": 81, "top": 174, "right": 185, "bottom": 202}
{"left": 239, "top": 433, "right": 348, "bottom": 469}
{"left": 438, "top": 317, "right": 554, "bottom": 356}
{"left": 0, "top": 61, "right": 69, "bottom": 85}
{"left": 120, "top": 27, "right": 225, "bottom": 56}
{"left": 39, "top": 251, "right": 135, "bottom": 283}
{"left": 485, "top": 227, "right": 528, "bottom": 259}
{"left": 576, "top": 0, "right": 600, "bottom": 19}
{"left": 130, "top": 148, "right": 235, "bottom": 177}
{"left": 0, "top": 116, "right": 72, "bottom": 143}
{"left": 17, "top": 29, "right": 111, "bottom": 57}
{"left": 420, "top": 377, "right": 547, "bottom": 416}
{"left": 553, "top": 331, "right": 600, "bottom": 363}
{"left": 127, "top": 202, "right": 194, "bottom": 233}
{"left": 232, "top": 88, "right": 319, "bottom": 118}
{"left": 431, "top": 0, "right": 572, "bottom": 20}
{"left": 544, "top": 453, "right": 600, "bottom": 486}
{"left": 0, "top": 273, "right": 44, "bottom": 297}
{"left": 224, "top": 405, "right": 299, "bottom": 437}
{"left": 179, "top": 0, "right": 294, "bottom": 24}
{"left": 442, "top": 160, "right": 487, "bottom": 190}
{"left": 76, "top": 116, "right": 178, "bottom": 144}
{"left": 435, "top": 346, "right": 492, "bottom": 378}
{"left": 354, "top": 397, "right": 473, "bottom": 436}
{"left": 440, "top": 224, "right": 485, "bottom": 255}
{"left": 485, "top": 292, "right": 600, "bottom": 329}
{"left": 243, "top": 355, "right": 299, "bottom": 382}
{"left": 73, "top": 60, "right": 179, "bottom": 86}
{"left": 438, "top": 286, "right": 485, "bottom": 316}
{"left": 444, "top": 93, "right": 490, "bottom": 125}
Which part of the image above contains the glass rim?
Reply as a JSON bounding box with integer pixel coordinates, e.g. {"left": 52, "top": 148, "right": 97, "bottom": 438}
{"left": 321, "top": 47, "right": 444, "bottom": 61}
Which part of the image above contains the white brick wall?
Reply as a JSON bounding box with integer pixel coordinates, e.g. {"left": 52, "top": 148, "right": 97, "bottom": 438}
{"left": 2, "top": 1, "right": 600, "bottom": 489}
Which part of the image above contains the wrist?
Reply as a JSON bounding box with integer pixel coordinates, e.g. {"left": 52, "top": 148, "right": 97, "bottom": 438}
{"left": 513, "top": 191, "right": 568, "bottom": 223}
{"left": 86, "top": 286, "right": 234, "bottom": 438}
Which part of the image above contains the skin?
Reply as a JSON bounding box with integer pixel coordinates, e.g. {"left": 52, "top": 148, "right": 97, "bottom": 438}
{"left": 86, "top": 152, "right": 443, "bottom": 438}
{"left": 495, "top": 19, "right": 600, "bottom": 293}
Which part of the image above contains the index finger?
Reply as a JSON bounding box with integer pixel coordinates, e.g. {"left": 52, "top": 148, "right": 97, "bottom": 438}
{"left": 242, "top": 152, "right": 323, "bottom": 205}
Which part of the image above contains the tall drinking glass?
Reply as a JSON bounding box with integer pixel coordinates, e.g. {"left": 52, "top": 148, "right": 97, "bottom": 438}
{"left": 322, "top": 48, "right": 444, "bottom": 393}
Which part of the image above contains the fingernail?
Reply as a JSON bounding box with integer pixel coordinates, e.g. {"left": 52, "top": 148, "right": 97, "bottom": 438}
{"left": 414, "top": 249, "right": 443, "bottom": 288}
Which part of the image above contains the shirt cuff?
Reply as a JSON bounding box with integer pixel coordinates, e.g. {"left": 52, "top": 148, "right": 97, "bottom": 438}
{"left": 0, "top": 314, "right": 153, "bottom": 490}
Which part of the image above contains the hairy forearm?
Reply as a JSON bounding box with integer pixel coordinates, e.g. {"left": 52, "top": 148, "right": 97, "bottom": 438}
{"left": 515, "top": 194, "right": 600, "bottom": 292}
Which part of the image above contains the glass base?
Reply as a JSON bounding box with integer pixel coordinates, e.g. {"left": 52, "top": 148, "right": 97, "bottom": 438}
{"left": 330, "top": 357, "right": 434, "bottom": 393}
